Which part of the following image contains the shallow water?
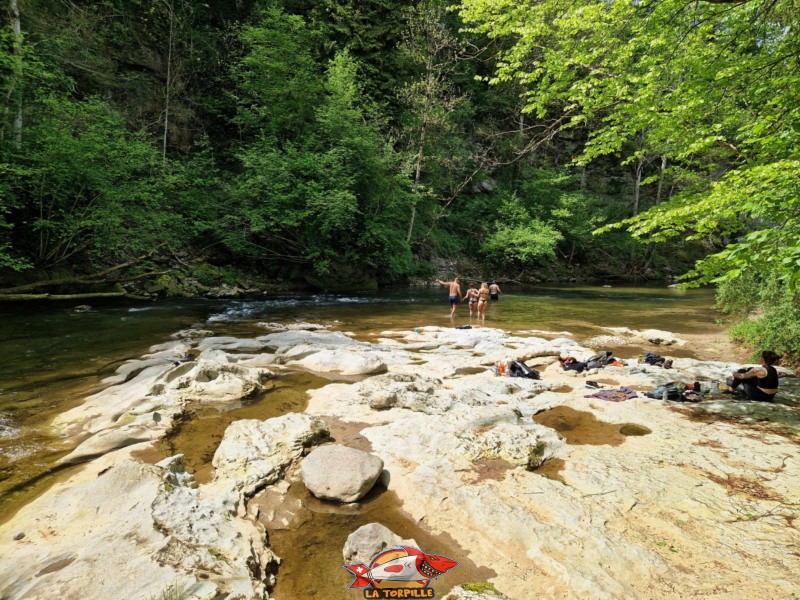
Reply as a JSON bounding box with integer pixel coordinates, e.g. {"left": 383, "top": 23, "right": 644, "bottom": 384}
{"left": 262, "top": 482, "right": 496, "bottom": 599}
{"left": 0, "top": 284, "right": 724, "bottom": 516}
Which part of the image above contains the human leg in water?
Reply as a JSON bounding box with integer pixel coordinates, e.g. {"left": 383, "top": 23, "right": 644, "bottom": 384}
{"left": 478, "top": 299, "right": 487, "bottom": 320}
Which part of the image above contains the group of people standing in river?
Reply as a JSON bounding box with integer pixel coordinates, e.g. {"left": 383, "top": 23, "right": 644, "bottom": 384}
{"left": 435, "top": 277, "right": 502, "bottom": 320}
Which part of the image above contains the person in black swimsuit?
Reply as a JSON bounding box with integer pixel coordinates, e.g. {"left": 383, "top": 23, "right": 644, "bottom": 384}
{"left": 476, "top": 282, "right": 490, "bottom": 320}
{"left": 462, "top": 283, "right": 479, "bottom": 318}
{"left": 728, "top": 350, "right": 781, "bottom": 401}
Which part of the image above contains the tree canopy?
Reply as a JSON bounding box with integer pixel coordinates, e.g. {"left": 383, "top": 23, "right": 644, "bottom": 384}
{"left": 459, "top": 0, "right": 800, "bottom": 288}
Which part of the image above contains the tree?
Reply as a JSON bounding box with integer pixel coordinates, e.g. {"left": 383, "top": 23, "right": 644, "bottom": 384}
{"left": 459, "top": 0, "right": 800, "bottom": 286}
{"left": 5, "top": 95, "right": 178, "bottom": 269}
{"left": 232, "top": 46, "right": 412, "bottom": 281}
{"left": 397, "top": 1, "right": 471, "bottom": 244}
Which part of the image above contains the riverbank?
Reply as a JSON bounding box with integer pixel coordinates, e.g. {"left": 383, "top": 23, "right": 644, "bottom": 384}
{"left": 1, "top": 318, "right": 797, "bottom": 599}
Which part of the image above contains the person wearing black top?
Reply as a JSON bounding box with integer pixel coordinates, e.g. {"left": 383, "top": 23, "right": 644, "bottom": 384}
{"left": 728, "top": 350, "right": 781, "bottom": 401}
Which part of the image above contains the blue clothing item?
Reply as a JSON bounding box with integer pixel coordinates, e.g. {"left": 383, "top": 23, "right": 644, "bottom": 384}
{"left": 449, "top": 295, "right": 459, "bottom": 306}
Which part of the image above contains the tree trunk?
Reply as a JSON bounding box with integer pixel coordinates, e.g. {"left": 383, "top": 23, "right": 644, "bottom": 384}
{"left": 162, "top": 0, "right": 174, "bottom": 162}
{"left": 0, "top": 244, "right": 168, "bottom": 294}
{"left": 655, "top": 155, "right": 666, "bottom": 205}
{"left": 632, "top": 157, "right": 644, "bottom": 216}
{"left": 406, "top": 127, "right": 426, "bottom": 244}
{"left": 10, "top": 0, "right": 23, "bottom": 148}
{"left": 643, "top": 156, "right": 667, "bottom": 270}
{"left": 0, "top": 292, "right": 137, "bottom": 301}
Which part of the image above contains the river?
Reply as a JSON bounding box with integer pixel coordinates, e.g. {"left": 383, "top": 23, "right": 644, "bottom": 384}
{"left": 0, "top": 283, "right": 725, "bottom": 517}
{"left": 6, "top": 283, "right": 800, "bottom": 599}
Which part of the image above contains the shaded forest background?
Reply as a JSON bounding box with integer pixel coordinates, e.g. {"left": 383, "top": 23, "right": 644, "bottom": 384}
{"left": 1, "top": 0, "right": 798, "bottom": 358}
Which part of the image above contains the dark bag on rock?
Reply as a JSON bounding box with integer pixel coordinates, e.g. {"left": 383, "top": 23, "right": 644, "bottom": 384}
{"left": 641, "top": 352, "right": 673, "bottom": 369}
{"left": 587, "top": 350, "right": 614, "bottom": 370}
{"left": 678, "top": 390, "right": 703, "bottom": 403}
{"left": 509, "top": 360, "right": 541, "bottom": 379}
{"left": 645, "top": 383, "right": 682, "bottom": 400}
{"left": 560, "top": 357, "right": 588, "bottom": 373}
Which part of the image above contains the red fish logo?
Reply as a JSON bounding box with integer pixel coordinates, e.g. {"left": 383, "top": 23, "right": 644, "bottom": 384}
{"left": 344, "top": 545, "right": 458, "bottom": 592}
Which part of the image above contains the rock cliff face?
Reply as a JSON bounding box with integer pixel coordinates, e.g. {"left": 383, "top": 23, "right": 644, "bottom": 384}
{"left": 1, "top": 323, "right": 798, "bottom": 600}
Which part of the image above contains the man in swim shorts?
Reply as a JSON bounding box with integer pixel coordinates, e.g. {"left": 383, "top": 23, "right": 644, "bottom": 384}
{"left": 489, "top": 281, "right": 502, "bottom": 301}
{"left": 435, "top": 277, "right": 462, "bottom": 317}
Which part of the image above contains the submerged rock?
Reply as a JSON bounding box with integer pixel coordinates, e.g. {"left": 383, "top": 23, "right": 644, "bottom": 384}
{"left": 342, "top": 523, "right": 417, "bottom": 564}
{"left": 301, "top": 445, "right": 384, "bottom": 503}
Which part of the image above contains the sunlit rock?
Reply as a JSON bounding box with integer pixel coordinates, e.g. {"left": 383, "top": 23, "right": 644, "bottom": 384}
{"left": 342, "top": 523, "right": 417, "bottom": 564}
{"left": 212, "top": 413, "right": 328, "bottom": 496}
{"left": 300, "top": 444, "right": 384, "bottom": 503}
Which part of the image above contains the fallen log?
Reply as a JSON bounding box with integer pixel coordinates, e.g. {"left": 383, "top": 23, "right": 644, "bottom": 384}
{"left": 0, "top": 292, "right": 148, "bottom": 301}
{"left": 0, "top": 244, "right": 168, "bottom": 294}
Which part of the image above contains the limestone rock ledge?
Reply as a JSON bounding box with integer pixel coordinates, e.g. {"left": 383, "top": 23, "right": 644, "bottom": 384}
{"left": 0, "top": 449, "right": 274, "bottom": 600}
{"left": 0, "top": 411, "right": 329, "bottom": 600}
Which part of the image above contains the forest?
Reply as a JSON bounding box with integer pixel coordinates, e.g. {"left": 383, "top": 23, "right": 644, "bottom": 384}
{"left": 0, "top": 0, "right": 798, "bottom": 358}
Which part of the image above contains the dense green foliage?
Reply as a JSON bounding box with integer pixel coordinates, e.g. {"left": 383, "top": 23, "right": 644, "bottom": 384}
{"left": 0, "top": 0, "right": 695, "bottom": 284}
{"left": 1, "top": 0, "right": 797, "bottom": 356}
{"left": 460, "top": 0, "right": 800, "bottom": 357}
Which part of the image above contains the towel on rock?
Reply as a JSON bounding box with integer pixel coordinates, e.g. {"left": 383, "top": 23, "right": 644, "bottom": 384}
{"left": 584, "top": 386, "right": 638, "bottom": 402}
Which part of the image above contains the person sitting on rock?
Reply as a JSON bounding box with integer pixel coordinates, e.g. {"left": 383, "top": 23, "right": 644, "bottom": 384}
{"left": 727, "top": 350, "right": 781, "bottom": 401}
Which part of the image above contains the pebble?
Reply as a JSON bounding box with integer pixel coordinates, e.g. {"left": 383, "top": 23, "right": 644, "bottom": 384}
{"left": 13, "top": 532, "right": 24, "bottom": 541}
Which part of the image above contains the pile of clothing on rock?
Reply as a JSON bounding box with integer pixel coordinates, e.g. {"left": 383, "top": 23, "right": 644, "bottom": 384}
{"left": 639, "top": 352, "right": 673, "bottom": 369}
{"left": 583, "top": 382, "right": 638, "bottom": 402}
{"left": 493, "top": 359, "right": 541, "bottom": 379}
{"left": 558, "top": 350, "right": 625, "bottom": 373}
{"left": 644, "top": 381, "right": 717, "bottom": 403}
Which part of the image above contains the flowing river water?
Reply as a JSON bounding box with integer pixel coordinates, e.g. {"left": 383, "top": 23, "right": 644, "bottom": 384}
{"left": 2, "top": 283, "right": 796, "bottom": 598}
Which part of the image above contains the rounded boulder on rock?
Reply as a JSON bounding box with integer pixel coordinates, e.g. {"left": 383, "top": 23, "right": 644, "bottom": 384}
{"left": 300, "top": 445, "right": 384, "bottom": 503}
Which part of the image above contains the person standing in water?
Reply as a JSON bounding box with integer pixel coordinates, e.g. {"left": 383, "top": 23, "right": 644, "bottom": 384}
{"left": 435, "top": 277, "right": 462, "bottom": 318}
{"left": 727, "top": 350, "right": 781, "bottom": 401}
{"left": 462, "top": 282, "right": 479, "bottom": 318}
{"left": 477, "top": 282, "right": 490, "bottom": 320}
{"left": 489, "top": 281, "right": 502, "bottom": 301}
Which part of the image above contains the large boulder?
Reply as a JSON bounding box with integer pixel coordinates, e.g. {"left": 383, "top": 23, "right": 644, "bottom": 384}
{"left": 171, "top": 360, "right": 272, "bottom": 402}
{"left": 300, "top": 445, "right": 384, "bottom": 502}
{"left": 289, "top": 348, "right": 387, "bottom": 375}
